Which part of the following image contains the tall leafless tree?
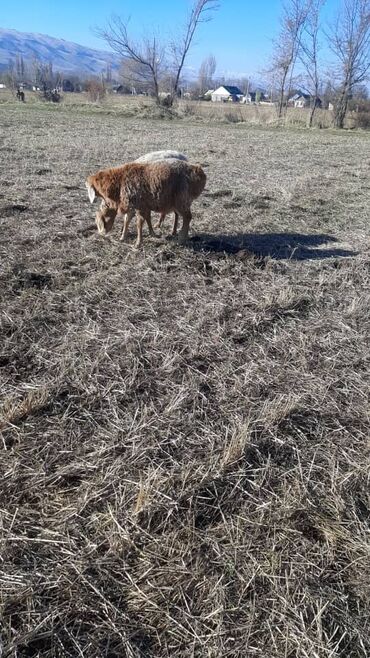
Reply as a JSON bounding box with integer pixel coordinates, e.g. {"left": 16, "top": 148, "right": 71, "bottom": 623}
{"left": 98, "top": 1, "right": 219, "bottom": 105}
{"left": 328, "top": 0, "right": 370, "bottom": 128}
{"left": 270, "top": 0, "right": 311, "bottom": 118}
{"left": 98, "top": 18, "right": 165, "bottom": 102}
{"left": 170, "top": 1, "right": 218, "bottom": 101}
{"left": 120, "top": 57, "right": 162, "bottom": 97}
{"left": 15, "top": 54, "right": 26, "bottom": 80}
{"left": 198, "top": 54, "right": 217, "bottom": 95}
{"left": 299, "top": 0, "right": 324, "bottom": 127}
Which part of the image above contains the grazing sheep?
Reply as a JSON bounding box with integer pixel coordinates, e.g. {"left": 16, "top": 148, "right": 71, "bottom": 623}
{"left": 86, "top": 160, "right": 206, "bottom": 248}
{"left": 133, "top": 150, "right": 188, "bottom": 234}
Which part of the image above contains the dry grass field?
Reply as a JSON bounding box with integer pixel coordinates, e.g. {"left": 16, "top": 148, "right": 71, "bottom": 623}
{"left": 0, "top": 98, "right": 370, "bottom": 657}
{"left": 0, "top": 89, "right": 342, "bottom": 127}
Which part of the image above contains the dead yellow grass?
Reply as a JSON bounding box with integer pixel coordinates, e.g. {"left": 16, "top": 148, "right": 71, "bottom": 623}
{"left": 0, "top": 100, "right": 369, "bottom": 657}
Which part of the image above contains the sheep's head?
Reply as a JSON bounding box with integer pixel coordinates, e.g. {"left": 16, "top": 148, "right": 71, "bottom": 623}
{"left": 86, "top": 171, "right": 120, "bottom": 209}
{"left": 86, "top": 172, "right": 118, "bottom": 235}
{"left": 95, "top": 204, "right": 116, "bottom": 235}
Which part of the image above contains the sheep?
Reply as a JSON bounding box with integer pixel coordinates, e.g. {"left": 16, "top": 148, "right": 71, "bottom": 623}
{"left": 133, "top": 150, "right": 188, "bottom": 234}
{"left": 135, "top": 150, "right": 188, "bottom": 164}
{"left": 86, "top": 160, "right": 206, "bottom": 248}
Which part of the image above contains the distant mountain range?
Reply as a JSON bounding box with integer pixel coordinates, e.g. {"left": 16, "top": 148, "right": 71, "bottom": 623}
{"left": 0, "top": 27, "right": 121, "bottom": 76}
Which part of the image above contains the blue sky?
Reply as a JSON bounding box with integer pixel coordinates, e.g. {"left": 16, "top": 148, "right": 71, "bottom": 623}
{"left": 2, "top": 0, "right": 339, "bottom": 79}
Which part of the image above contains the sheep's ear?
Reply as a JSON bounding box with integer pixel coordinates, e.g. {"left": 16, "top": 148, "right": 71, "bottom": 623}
{"left": 87, "top": 184, "right": 96, "bottom": 204}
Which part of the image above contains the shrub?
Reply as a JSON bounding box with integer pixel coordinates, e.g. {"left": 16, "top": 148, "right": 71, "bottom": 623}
{"left": 354, "top": 111, "right": 370, "bottom": 129}
{"left": 39, "top": 89, "right": 61, "bottom": 103}
{"left": 181, "top": 102, "right": 196, "bottom": 117}
{"left": 85, "top": 80, "right": 106, "bottom": 102}
{"left": 224, "top": 110, "right": 243, "bottom": 123}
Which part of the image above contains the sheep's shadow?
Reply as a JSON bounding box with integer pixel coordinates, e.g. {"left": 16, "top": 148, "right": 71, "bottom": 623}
{"left": 188, "top": 232, "right": 357, "bottom": 261}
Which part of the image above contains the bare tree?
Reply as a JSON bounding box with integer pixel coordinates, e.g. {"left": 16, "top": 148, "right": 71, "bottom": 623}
{"left": 86, "top": 79, "right": 106, "bottom": 102}
{"left": 170, "top": 1, "right": 218, "bottom": 101}
{"left": 31, "top": 59, "right": 62, "bottom": 101}
{"left": 299, "top": 0, "right": 324, "bottom": 127}
{"left": 119, "top": 57, "right": 163, "bottom": 97}
{"left": 351, "top": 82, "right": 369, "bottom": 98}
{"left": 198, "top": 54, "right": 217, "bottom": 95}
{"left": 98, "top": 1, "right": 219, "bottom": 105}
{"left": 98, "top": 18, "right": 165, "bottom": 103}
{"left": 270, "top": 0, "right": 311, "bottom": 118}
{"left": 15, "top": 54, "right": 25, "bottom": 80}
{"left": 328, "top": 0, "right": 370, "bottom": 128}
{"left": 238, "top": 77, "right": 251, "bottom": 95}
{"left": 105, "top": 63, "right": 112, "bottom": 84}
{"left": 5, "top": 59, "right": 17, "bottom": 93}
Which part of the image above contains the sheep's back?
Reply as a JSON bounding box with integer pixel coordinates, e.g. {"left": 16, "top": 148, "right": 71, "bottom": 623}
{"left": 105, "top": 161, "right": 206, "bottom": 213}
{"left": 135, "top": 150, "right": 188, "bottom": 164}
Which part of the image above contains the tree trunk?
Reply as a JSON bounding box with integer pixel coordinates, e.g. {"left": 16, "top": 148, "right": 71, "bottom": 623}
{"left": 334, "top": 88, "right": 349, "bottom": 129}
{"left": 277, "top": 66, "right": 289, "bottom": 119}
{"left": 277, "top": 86, "right": 285, "bottom": 118}
{"left": 153, "top": 77, "right": 160, "bottom": 106}
{"left": 307, "top": 97, "right": 317, "bottom": 128}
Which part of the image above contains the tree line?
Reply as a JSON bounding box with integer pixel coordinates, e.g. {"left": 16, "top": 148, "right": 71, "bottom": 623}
{"left": 98, "top": 0, "right": 370, "bottom": 127}
{"left": 269, "top": 0, "right": 370, "bottom": 127}
{"left": 1, "top": 0, "right": 369, "bottom": 128}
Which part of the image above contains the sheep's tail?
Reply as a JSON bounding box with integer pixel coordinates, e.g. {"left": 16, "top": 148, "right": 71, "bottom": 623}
{"left": 189, "top": 165, "right": 207, "bottom": 199}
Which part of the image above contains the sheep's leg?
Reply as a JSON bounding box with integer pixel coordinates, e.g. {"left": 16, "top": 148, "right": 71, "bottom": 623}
{"left": 178, "top": 210, "right": 192, "bottom": 243}
{"left": 155, "top": 212, "right": 178, "bottom": 235}
{"left": 154, "top": 212, "right": 166, "bottom": 230}
{"left": 96, "top": 209, "right": 106, "bottom": 235}
{"left": 96, "top": 201, "right": 107, "bottom": 235}
{"left": 120, "top": 209, "right": 135, "bottom": 242}
{"left": 135, "top": 211, "right": 147, "bottom": 249}
{"left": 171, "top": 212, "right": 179, "bottom": 237}
{"left": 146, "top": 213, "right": 160, "bottom": 238}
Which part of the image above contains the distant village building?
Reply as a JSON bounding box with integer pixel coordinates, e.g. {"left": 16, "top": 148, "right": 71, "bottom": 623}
{"left": 0, "top": 83, "right": 6, "bottom": 89}
{"left": 203, "top": 89, "right": 214, "bottom": 99}
{"left": 112, "top": 84, "right": 126, "bottom": 94}
{"left": 17, "top": 82, "right": 31, "bottom": 90}
{"left": 241, "top": 91, "right": 268, "bottom": 104}
{"left": 211, "top": 85, "right": 243, "bottom": 102}
{"left": 288, "top": 92, "right": 322, "bottom": 108}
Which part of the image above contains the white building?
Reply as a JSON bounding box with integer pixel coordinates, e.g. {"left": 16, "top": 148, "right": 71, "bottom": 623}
{"left": 211, "top": 85, "right": 243, "bottom": 102}
{"left": 241, "top": 91, "right": 268, "bottom": 104}
{"left": 288, "top": 92, "right": 322, "bottom": 109}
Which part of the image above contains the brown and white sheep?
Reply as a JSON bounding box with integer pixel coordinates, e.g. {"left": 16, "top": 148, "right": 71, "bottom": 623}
{"left": 133, "top": 150, "right": 188, "bottom": 234}
{"left": 86, "top": 160, "right": 206, "bottom": 248}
